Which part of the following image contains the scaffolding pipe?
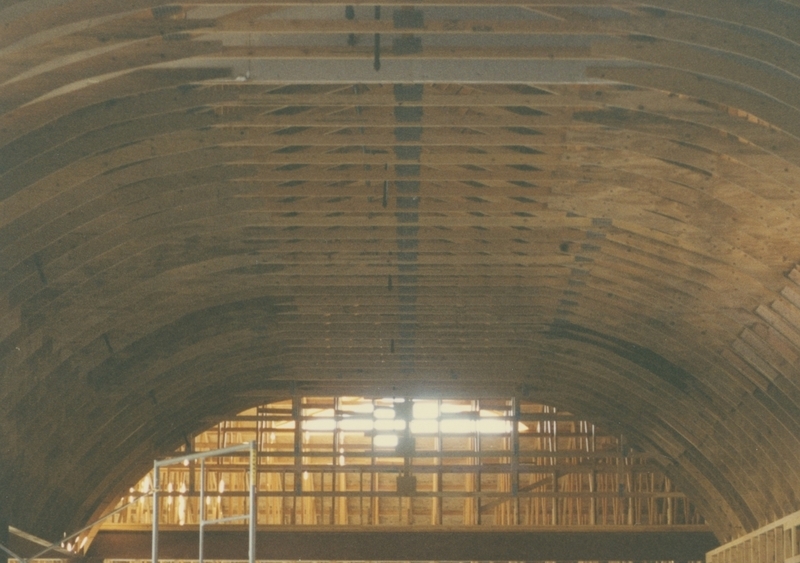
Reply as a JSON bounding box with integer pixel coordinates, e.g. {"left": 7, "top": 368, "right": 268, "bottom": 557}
{"left": 249, "top": 441, "right": 257, "bottom": 563}
{"left": 152, "top": 442, "right": 252, "bottom": 563}
{"left": 3, "top": 491, "right": 152, "bottom": 563}
{"left": 0, "top": 543, "right": 22, "bottom": 563}
{"left": 151, "top": 464, "right": 159, "bottom": 563}
{"left": 155, "top": 443, "right": 254, "bottom": 468}
{"left": 199, "top": 458, "right": 205, "bottom": 563}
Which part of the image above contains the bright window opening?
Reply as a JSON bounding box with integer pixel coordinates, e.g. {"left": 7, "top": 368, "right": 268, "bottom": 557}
{"left": 108, "top": 396, "right": 704, "bottom": 529}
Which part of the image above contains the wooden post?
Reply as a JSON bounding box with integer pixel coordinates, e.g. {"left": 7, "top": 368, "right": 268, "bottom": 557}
{"left": 511, "top": 398, "right": 519, "bottom": 526}
{"left": 552, "top": 470, "right": 558, "bottom": 526}
{"left": 590, "top": 470, "right": 596, "bottom": 525}
{"left": 431, "top": 424, "right": 442, "bottom": 526}
{"left": 474, "top": 401, "right": 481, "bottom": 526}
{"left": 436, "top": 401, "right": 443, "bottom": 526}
{"left": 371, "top": 402, "right": 378, "bottom": 526}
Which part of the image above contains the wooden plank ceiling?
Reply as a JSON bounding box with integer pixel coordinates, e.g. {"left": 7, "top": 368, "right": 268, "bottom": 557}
{"left": 1, "top": 0, "right": 800, "bottom": 548}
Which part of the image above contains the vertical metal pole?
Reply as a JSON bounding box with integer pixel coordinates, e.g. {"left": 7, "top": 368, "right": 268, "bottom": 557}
{"left": 249, "top": 440, "right": 257, "bottom": 563}
{"left": 199, "top": 458, "right": 205, "bottom": 563}
{"left": 151, "top": 464, "right": 159, "bottom": 563}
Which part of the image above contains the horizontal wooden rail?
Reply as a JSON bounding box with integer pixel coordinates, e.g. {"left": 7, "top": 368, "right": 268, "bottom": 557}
{"left": 90, "top": 526, "right": 718, "bottom": 562}
{"left": 707, "top": 509, "right": 800, "bottom": 563}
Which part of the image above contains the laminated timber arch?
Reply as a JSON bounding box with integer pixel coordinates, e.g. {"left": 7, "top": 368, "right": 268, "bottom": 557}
{"left": 1, "top": 0, "right": 800, "bottom": 550}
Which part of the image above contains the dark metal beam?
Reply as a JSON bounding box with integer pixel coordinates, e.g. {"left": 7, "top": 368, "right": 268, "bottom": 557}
{"left": 89, "top": 527, "right": 719, "bottom": 561}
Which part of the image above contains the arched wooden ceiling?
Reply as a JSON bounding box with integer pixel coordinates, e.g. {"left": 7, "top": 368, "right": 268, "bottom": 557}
{"left": 2, "top": 0, "right": 800, "bottom": 546}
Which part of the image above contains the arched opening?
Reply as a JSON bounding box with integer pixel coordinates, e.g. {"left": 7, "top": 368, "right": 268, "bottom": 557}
{"left": 77, "top": 396, "right": 716, "bottom": 562}
{"left": 109, "top": 396, "right": 705, "bottom": 529}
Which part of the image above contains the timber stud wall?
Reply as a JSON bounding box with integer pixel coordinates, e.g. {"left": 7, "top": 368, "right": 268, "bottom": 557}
{"left": 707, "top": 509, "right": 800, "bottom": 563}
{"left": 108, "top": 397, "right": 703, "bottom": 529}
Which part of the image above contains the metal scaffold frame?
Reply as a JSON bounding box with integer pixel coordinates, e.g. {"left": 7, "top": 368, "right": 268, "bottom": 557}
{"left": 0, "top": 493, "right": 150, "bottom": 563}
{"left": 152, "top": 441, "right": 257, "bottom": 563}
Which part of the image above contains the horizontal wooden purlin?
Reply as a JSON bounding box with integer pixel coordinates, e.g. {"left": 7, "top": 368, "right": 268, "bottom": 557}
{"left": 22, "top": 229, "right": 588, "bottom": 249}
{"left": 211, "top": 138, "right": 738, "bottom": 162}
{"left": 189, "top": 117, "right": 773, "bottom": 155}
{"left": 14, "top": 110, "right": 793, "bottom": 171}
{"left": 154, "top": 461, "right": 668, "bottom": 475}
{"left": 0, "top": 1, "right": 732, "bottom": 49}
{"left": 77, "top": 150, "right": 727, "bottom": 179}
{"left": 592, "top": 38, "right": 800, "bottom": 110}
{"left": 202, "top": 29, "right": 793, "bottom": 77}
{"left": 182, "top": 354, "right": 531, "bottom": 370}
{"left": 233, "top": 386, "right": 546, "bottom": 401}
{"left": 235, "top": 412, "right": 615, "bottom": 423}
{"left": 122, "top": 288, "right": 564, "bottom": 302}
{"left": 210, "top": 450, "right": 657, "bottom": 461}
{"left": 235, "top": 169, "right": 602, "bottom": 183}
{"left": 232, "top": 339, "right": 677, "bottom": 356}
{"left": 43, "top": 152, "right": 760, "bottom": 194}
{"left": 108, "top": 284, "right": 568, "bottom": 298}
{"left": 212, "top": 46, "right": 596, "bottom": 60}
{"left": 207, "top": 108, "right": 595, "bottom": 127}
{"left": 143, "top": 491, "right": 692, "bottom": 500}
{"left": 214, "top": 236, "right": 584, "bottom": 253}
{"left": 6, "top": 274, "right": 575, "bottom": 294}
{"left": 248, "top": 299, "right": 557, "bottom": 311}
{"left": 197, "top": 42, "right": 792, "bottom": 75}
{"left": 130, "top": 123, "right": 798, "bottom": 170}
{"left": 210, "top": 17, "right": 624, "bottom": 34}
{"left": 198, "top": 127, "right": 594, "bottom": 146}
{"left": 174, "top": 296, "right": 561, "bottom": 309}
{"left": 150, "top": 464, "right": 669, "bottom": 477}
{"left": 586, "top": 65, "right": 800, "bottom": 137}
{"left": 232, "top": 346, "right": 561, "bottom": 360}
{"left": 214, "top": 144, "right": 574, "bottom": 158}
{"left": 132, "top": 229, "right": 596, "bottom": 246}
{"left": 20, "top": 273, "right": 697, "bottom": 305}
{"left": 200, "top": 8, "right": 775, "bottom": 38}
{"left": 159, "top": 57, "right": 638, "bottom": 84}
{"left": 186, "top": 150, "right": 717, "bottom": 168}
{"left": 162, "top": 0, "right": 767, "bottom": 10}
{"left": 192, "top": 343, "right": 557, "bottom": 357}
{"left": 0, "top": 84, "right": 715, "bottom": 134}
{"left": 225, "top": 353, "right": 695, "bottom": 383}
{"left": 183, "top": 249, "right": 723, "bottom": 282}
{"left": 229, "top": 94, "right": 592, "bottom": 107}
{"left": 31, "top": 252, "right": 577, "bottom": 269}
{"left": 89, "top": 527, "right": 718, "bottom": 561}
{"left": 150, "top": 152, "right": 553, "bottom": 167}
{"left": 213, "top": 143, "right": 573, "bottom": 157}
{"left": 197, "top": 344, "right": 548, "bottom": 358}
{"left": 218, "top": 83, "right": 731, "bottom": 109}
{"left": 1, "top": 41, "right": 227, "bottom": 111}
{"left": 47, "top": 253, "right": 588, "bottom": 270}
{"left": 154, "top": 215, "right": 595, "bottom": 229}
